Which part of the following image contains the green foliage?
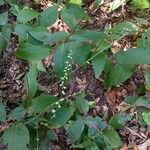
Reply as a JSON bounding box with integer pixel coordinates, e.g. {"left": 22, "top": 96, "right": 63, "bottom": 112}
{"left": 16, "top": 43, "right": 50, "bottom": 61}
{"left": 24, "top": 63, "right": 38, "bottom": 98}
{"left": 75, "top": 92, "right": 89, "bottom": 114}
{"left": 0, "top": 12, "right": 8, "bottom": 26}
{"left": 67, "top": 116, "right": 85, "bottom": 143}
{"left": 109, "top": 21, "right": 139, "bottom": 40}
{"left": 46, "top": 106, "right": 75, "bottom": 128}
{"left": 39, "top": 6, "right": 58, "bottom": 27}
{"left": 0, "top": 102, "right": 6, "bottom": 122}
{"left": 1, "top": 0, "right": 150, "bottom": 149}
{"left": 103, "top": 127, "right": 122, "bottom": 148}
{"left": 17, "top": 8, "right": 39, "bottom": 24}
{"left": 2, "top": 123, "right": 30, "bottom": 150}
{"left": 132, "top": 0, "right": 150, "bottom": 10}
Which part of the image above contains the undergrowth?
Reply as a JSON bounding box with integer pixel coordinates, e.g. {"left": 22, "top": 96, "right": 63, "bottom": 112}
{"left": 0, "top": 0, "right": 150, "bottom": 149}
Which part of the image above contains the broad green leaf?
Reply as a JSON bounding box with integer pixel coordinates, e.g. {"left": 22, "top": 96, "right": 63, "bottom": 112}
{"left": 36, "top": 61, "right": 46, "bottom": 72}
{"left": 8, "top": 106, "right": 26, "bottom": 121}
{"left": 132, "top": 0, "right": 150, "bottom": 9}
{"left": 134, "top": 97, "right": 150, "bottom": 108}
{"left": 76, "top": 92, "right": 89, "bottom": 114}
{"left": 109, "top": 113, "right": 132, "bottom": 129}
{"left": 28, "top": 26, "right": 50, "bottom": 42}
{"left": 62, "top": 9, "right": 78, "bottom": 30}
{"left": 0, "top": 36, "right": 7, "bottom": 52}
{"left": 144, "top": 69, "right": 150, "bottom": 90}
{"left": 2, "top": 123, "right": 29, "bottom": 150}
{"left": 72, "top": 43, "right": 91, "bottom": 64}
{"left": 39, "top": 6, "right": 58, "bottom": 27}
{"left": 103, "top": 127, "right": 122, "bottom": 148}
{"left": 47, "top": 107, "right": 75, "bottom": 128}
{"left": 105, "top": 64, "right": 136, "bottom": 87}
{"left": 136, "top": 29, "right": 150, "bottom": 50}
{"left": 84, "top": 116, "right": 107, "bottom": 131}
{"left": 125, "top": 96, "right": 139, "bottom": 105}
{"left": 24, "top": 63, "right": 37, "bottom": 98}
{"left": 116, "top": 48, "right": 150, "bottom": 65}
{"left": 0, "top": 102, "right": 6, "bottom": 122}
{"left": 142, "top": 112, "right": 150, "bottom": 125}
{"left": 0, "top": 12, "right": 8, "bottom": 26}
{"left": 86, "top": 142, "right": 99, "bottom": 150}
{"left": 44, "top": 31, "right": 68, "bottom": 45}
{"left": 14, "top": 24, "right": 32, "bottom": 41}
{"left": 17, "top": 8, "right": 39, "bottom": 23}
{"left": 16, "top": 43, "right": 50, "bottom": 61}
{"left": 29, "top": 95, "right": 58, "bottom": 113}
{"left": 109, "top": 21, "right": 139, "bottom": 40}
{"left": 109, "top": 0, "right": 126, "bottom": 12}
{"left": 70, "top": 31, "right": 106, "bottom": 42}
{"left": 67, "top": 4, "right": 86, "bottom": 19}
{"left": 70, "top": 0, "right": 82, "bottom": 5}
{"left": 40, "top": 130, "right": 58, "bottom": 150}
{"left": 67, "top": 117, "right": 85, "bottom": 143}
{"left": 91, "top": 52, "right": 106, "bottom": 78}
{"left": 1, "top": 25, "right": 12, "bottom": 39}
{"left": 0, "top": 0, "right": 5, "bottom": 5}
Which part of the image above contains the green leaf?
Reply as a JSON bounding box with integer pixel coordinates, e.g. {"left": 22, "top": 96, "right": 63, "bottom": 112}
{"left": 109, "top": 0, "right": 126, "bottom": 12}
{"left": 2, "top": 123, "right": 30, "bottom": 150}
{"left": 24, "top": 63, "right": 38, "bottom": 98}
{"left": 40, "top": 130, "right": 58, "bottom": 150}
{"left": 84, "top": 116, "right": 107, "bottom": 131}
{"left": 67, "top": 4, "right": 86, "bottom": 19}
{"left": 0, "top": 0, "right": 5, "bottom": 5}
{"left": 16, "top": 43, "right": 50, "bottom": 61}
{"left": 144, "top": 69, "right": 150, "bottom": 90}
{"left": 39, "top": 6, "right": 58, "bottom": 27}
{"left": 67, "top": 117, "right": 85, "bottom": 143}
{"left": 91, "top": 52, "right": 106, "bottom": 78}
{"left": 70, "top": 31, "right": 106, "bottom": 42}
{"left": 0, "top": 102, "right": 6, "bottom": 122}
{"left": 70, "top": 0, "right": 82, "bottom": 5}
{"left": 105, "top": 64, "right": 136, "bottom": 87}
{"left": 8, "top": 106, "right": 26, "bottom": 121}
{"left": 29, "top": 95, "right": 58, "bottom": 114}
{"left": 76, "top": 92, "right": 89, "bottom": 114}
{"left": 14, "top": 24, "right": 32, "bottom": 41}
{"left": 116, "top": 48, "right": 150, "bottom": 65}
{"left": 136, "top": 29, "right": 150, "bottom": 50}
{"left": 134, "top": 97, "right": 150, "bottom": 108}
{"left": 109, "top": 113, "right": 132, "bottom": 129}
{"left": 72, "top": 43, "right": 91, "bottom": 65}
{"left": 0, "top": 12, "right": 8, "bottom": 26}
{"left": 132, "top": 0, "right": 150, "bottom": 9}
{"left": 86, "top": 142, "right": 99, "bottom": 150}
{"left": 44, "top": 31, "right": 68, "bottom": 45}
{"left": 103, "top": 127, "right": 122, "bottom": 148}
{"left": 17, "top": 8, "right": 39, "bottom": 24}
{"left": 28, "top": 26, "right": 50, "bottom": 42}
{"left": 47, "top": 107, "right": 75, "bottom": 128}
{"left": 142, "top": 112, "right": 150, "bottom": 125}
{"left": 109, "top": 21, "right": 139, "bottom": 40}
{"left": 0, "top": 36, "right": 7, "bottom": 52}
{"left": 62, "top": 9, "right": 78, "bottom": 30}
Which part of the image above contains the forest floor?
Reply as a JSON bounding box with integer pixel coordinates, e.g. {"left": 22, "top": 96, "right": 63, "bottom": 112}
{"left": 0, "top": 0, "right": 150, "bottom": 150}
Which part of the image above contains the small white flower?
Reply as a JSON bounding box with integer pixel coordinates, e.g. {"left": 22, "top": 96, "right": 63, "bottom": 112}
{"left": 55, "top": 101, "right": 59, "bottom": 105}
{"left": 61, "top": 90, "right": 65, "bottom": 95}
{"left": 52, "top": 109, "right": 56, "bottom": 113}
